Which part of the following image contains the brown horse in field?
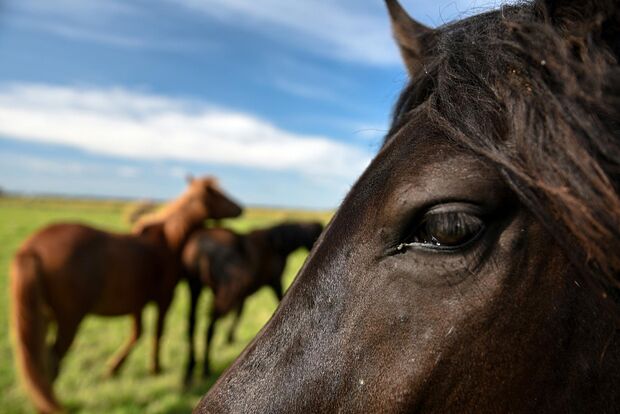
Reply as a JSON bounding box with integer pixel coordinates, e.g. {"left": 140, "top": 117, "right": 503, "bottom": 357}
{"left": 181, "top": 221, "right": 323, "bottom": 385}
{"left": 196, "top": 0, "right": 620, "bottom": 412}
{"left": 10, "top": 177, "right": 242, "bottom": 414}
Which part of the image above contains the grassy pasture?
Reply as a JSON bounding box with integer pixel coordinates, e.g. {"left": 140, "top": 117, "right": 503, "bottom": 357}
{"left": 0, "top": 196, "right": 331, "bottom": 413}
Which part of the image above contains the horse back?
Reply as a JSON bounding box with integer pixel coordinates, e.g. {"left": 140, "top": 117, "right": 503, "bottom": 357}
{"left": 19, "top": 222, "right": 172, "bottom": 317}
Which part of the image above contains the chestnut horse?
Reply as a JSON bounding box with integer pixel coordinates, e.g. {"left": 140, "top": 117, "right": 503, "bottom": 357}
{"left": 10, "top": 177, "right": 242, "bottom": 413}
{"left": 196, "top": 1, "right": 620, "bottom": 412}
{"left": 181, "top": 221, "right": 323, "bottom": 385}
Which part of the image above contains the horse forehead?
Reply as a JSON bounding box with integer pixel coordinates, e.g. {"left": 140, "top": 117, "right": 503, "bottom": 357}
{"left": 190, "top": 176, "right": 219, "bottom": 191}
{"left": 339, "top": 126, "right": 505, "bottom": 230}
{"left": 376, "top": 123, "right": 480, "bottom": 183}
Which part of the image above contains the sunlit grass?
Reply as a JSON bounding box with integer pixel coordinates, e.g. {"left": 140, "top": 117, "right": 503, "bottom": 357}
{"left": 0, "top": 196, "right": 331, "bottom": 413}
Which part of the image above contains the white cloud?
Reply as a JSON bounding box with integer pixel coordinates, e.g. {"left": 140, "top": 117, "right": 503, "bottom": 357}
{"left": 3, "top": 155, "right": 93, "bottom": 175}
{"left": 0, "top": 83, "right": 372, "bottom": 180}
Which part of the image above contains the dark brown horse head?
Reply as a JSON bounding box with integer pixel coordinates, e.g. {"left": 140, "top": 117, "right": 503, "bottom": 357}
{"left": 196, "top": 0, "right": 620, "bottom": 412}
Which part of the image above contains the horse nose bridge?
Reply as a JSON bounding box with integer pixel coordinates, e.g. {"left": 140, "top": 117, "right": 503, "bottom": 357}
{"left": 222, "top": 195, "right": 243, "bottom": 216}
{"left": 198, "top": 254, "right": 353, "bottom": 413}
{"left": 197, "top": 314, "right": 347, "bottom": 413}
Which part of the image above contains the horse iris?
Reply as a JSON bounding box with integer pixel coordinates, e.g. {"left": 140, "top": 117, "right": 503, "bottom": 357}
{"left": 410, "top": 212, "right": 484, "bottom": 248}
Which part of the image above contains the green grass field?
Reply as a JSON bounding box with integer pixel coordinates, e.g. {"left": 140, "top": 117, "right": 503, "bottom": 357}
{"left": 0, "top": 196, "right": 331, "bottom": 413}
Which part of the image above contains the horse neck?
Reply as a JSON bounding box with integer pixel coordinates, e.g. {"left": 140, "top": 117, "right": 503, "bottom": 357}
{"left": 163, "top": 205, "right": 207, "bottom": 253}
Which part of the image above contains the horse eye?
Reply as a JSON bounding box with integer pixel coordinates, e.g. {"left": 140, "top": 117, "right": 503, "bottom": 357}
{"left": 402, "top": 211, "right": 485, "bottom": 250}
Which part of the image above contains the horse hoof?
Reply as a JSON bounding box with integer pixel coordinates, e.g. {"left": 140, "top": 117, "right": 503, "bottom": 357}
{"left": 150, "top": 366, "right": 162, "bottom": 376}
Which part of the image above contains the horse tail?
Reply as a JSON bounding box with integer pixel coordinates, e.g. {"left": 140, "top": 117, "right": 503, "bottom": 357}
{"left": 10, "top": 250, "right": 61, "bottom": 414}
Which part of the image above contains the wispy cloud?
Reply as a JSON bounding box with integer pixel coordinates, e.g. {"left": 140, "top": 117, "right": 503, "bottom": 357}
{"left": 11, "top": 0, "right": 400, "bottom": 65}
{"left": 9, "top": 0, "right": 513, "bottom": 65}
{"left": 12, "top": 0, "right": 137, "bottom": 18}
{"left": 8, "top": 0, "right": 206, "bottom": 53}
{"left": 19, "top": 21, "right": 156, "bottom": 49}
{"left": 271, "top": 78, "right": 370, "bottom": 114}
{"left": 0, "top": 83, "right": 372, "bottom": 180}
{"left": 0, "top": 151, "right": 142, "bottom": 179}
{"left": 172, "top": 0, "right": 399, "bottom": 65}
{"left": 272, "top": 78, "right": 344, "bottom": 103}
{"left": 0, "top": 153, "right": 92, "bottom": 175}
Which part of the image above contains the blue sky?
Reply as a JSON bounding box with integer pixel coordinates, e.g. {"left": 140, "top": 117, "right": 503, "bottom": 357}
{"left": 0, "top": 0, "right": 507, "bottom": 208}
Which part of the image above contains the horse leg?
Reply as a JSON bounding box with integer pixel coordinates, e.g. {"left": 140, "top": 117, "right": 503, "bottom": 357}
{"left": 105, "top": 312, "right": 142, "bottom": 377}
{"left": 183, "top": 278, "right": 202, "bottom": 387}
{"left": 202, "top": 305, "right": 220, "bottom": 378}
{"left": 150, "top": 299, "right": 171, "bottom": 375}
{"left": 49, "top": 317, "right": 81, "bottom": 381}
{"left": 271, "top": 279, "right": 284, "bottom": 302}
{"left": 226, "top": 301, "right": 245, "bottom": 344}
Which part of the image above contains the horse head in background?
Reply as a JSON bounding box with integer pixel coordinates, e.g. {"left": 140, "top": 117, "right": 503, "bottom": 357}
{"left": 196, "top": 0, "right": 620, "bottom": 412}
{"left": 10, "top": 176, "right": 242, "bottom": 413}
{"left": 135, "top": 175, "right": 243, "bottom": 250}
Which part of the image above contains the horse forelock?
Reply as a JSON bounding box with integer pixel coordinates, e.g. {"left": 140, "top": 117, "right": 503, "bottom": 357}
{"left": 386, "top": 1, "right": 620, "bottom": 303}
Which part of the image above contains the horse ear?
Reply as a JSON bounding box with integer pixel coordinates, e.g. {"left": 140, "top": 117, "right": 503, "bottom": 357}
{"left": 385, "top": 0, "right": 436, "bottom": 77}
{"left": 186, "top": 174, "right": 194, "bottom": 184}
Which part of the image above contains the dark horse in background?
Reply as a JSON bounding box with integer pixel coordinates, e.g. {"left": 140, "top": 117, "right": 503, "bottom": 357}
{"left": 197, "top": 0, "right": 620, "bottom": 412}
{"left": 10, "top": 177, "right": 242, "bottom": 414}
{"left": 182, "top": 221, "right": 323, "bottom": 385}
